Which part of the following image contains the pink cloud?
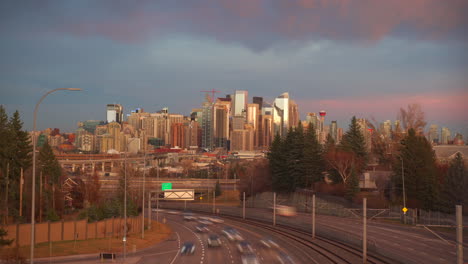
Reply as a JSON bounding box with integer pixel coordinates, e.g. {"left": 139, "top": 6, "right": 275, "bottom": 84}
{"left": 296, "top": 91, "right": 468, "bottom": 124}
{"left": 50, "top": 0, "right": 468, "bottom": 48}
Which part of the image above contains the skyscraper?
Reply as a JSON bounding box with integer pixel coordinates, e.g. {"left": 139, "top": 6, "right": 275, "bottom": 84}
{"left": 233, "top": 90, "right": 248, "bottom": 117}
{"left": 201, "top": 96, "right": 214, "bottom": 150}
{"left": 428, "top": 124, "right": 439, "bottom": 144}
{"left": 441, "top": 127, "right": 451, "bottom": 144}
{"left": 106, "top": 104, "right": 123, "bottom": 124}
{"left": 273, "top": 92, "right": 290, "bottom": 137}
{"left": 330, "top": 121, "right": 338, "bottom": 142}
{"left": 213, "top": 98, "right": 230, "bottom": 148}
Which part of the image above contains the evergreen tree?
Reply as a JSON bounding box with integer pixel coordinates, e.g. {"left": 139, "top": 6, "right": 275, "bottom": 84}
{"left": 345, "top": 170, "right": 360, "bottom": 200}
{"left": 440, "top": 153, "right": 467, "bottom": 212}
{"left": 0, "top": 227, "right": 13, "bottom": 247}
{"left": 392, "top": 129, "right": 439, "bottom": 210}
{"left": 4, "top": 110, "right": 31, "bottom": 220}
{"left": 286, "top": 124, "right": 306, "bottom": 190}
{"left": 38, "top": 140, "right": 62, "bottom": 218}
{"left": 340, "top": 116, "right": 367, "bottom": 173}
{"left": 303, "top": 123, "right": 324, "bottom": 188}
{"left": 268, "top": 133, "right": 290, "bottom": 193}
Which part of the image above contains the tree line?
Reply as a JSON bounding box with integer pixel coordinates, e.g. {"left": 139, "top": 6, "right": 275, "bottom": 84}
{"left": 268, "top": 116, "right": 368, "bottom": 200}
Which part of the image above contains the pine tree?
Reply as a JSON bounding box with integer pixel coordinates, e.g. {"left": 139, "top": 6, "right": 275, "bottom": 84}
{"left": 440, "top": 153, "right": 466, "bottom": 212}
{"left": 38, "top": 140, "right": 61, "bottom": 218}
{"left": 4, "top": 110, "right": 31, "bottom": 220}
{"left": 393, "top": 129, "right": 439, "bottom": 210}
{"left": 286, "top": 124, "right": 306, "bottom": 190}
{"left": 268, "top": 133, "right": 290, "bottom": 193}
{"left": 303, "top": 123, "right": 324, "bottom": 188}
{"left": 340, "top": 116, "right": 367, "bottom": 172}
{"left": 0, "top": 227, "right": 13, "bottom": 247}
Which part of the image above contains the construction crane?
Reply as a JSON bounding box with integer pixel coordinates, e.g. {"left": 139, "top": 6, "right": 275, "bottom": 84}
{"left": 200, "top": 89, "right": 221, "bottom": 102}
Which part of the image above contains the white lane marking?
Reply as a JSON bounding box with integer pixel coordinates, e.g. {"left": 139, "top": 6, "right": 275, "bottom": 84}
{"left": 169, "top": 232, "right": 181, "bottom": 264}
{"left": 141, "top": 249, "right": 179, "bottom": 257}
{"left": 178, "top": 222, "right": 205, "bottom": 264}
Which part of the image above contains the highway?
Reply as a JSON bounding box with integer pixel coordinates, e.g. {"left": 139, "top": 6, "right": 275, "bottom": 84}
{"left": 159, "top": 202, "right": 468, "bottom": 264}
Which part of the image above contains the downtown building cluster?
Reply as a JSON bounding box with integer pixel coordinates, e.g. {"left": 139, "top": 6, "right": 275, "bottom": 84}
{"left": 73, "top": 91, "right": 304, "bottom": 154}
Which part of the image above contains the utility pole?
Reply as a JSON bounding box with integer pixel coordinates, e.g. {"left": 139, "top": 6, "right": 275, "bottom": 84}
{"left": 456, "top": 205, "right": 463, "bottom": 264}
{"left": 312, "top": 194, "right": 316, "bottom": 239}
{"left": 19, "top": 167, "right": 23, "bottom": 217}
{"left": 5, "top": 162, "right": 9, "bottom": 225}
{"left": 39, "top": 170, "right": 42, "bottom": 223}
{"left": 273, "top": 192, "right": 276, "bottom": 226}
{"left": 141, "top": 151, "right": 146, "bottom": 239}
{"left": 148, "top": 193, "right": 151, "bottom": 230}
{"left": 363, "top": 198, "right": 367, "bottom": 264}
{"left": 242, "top": 192, "right": 245, "bottom": 219}
{"left": 400, "top": 156, "right": 407, "bottom": 224}
{"left": 212, "top": 190, "right": 216, "bottom": 214}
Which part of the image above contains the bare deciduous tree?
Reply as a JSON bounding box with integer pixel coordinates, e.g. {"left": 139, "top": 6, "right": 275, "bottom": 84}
{"left": 325, "top": 149, "right": 358, "bottom": 184}
{"left": 398, "top": 103, "right": 427, "bottom": 134}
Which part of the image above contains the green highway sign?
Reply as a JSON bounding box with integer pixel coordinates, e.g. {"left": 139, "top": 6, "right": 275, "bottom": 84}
{"left": 162, "top": 182, "right": 172, "bottom": 191}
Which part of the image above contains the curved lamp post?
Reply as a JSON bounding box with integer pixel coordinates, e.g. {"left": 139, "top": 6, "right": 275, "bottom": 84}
{"left": 31, "top": 88, "right": 81, "bottom": 264}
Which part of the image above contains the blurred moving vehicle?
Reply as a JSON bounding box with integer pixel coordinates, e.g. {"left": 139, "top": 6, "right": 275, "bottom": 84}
{"left": 198, "top": 219, "right": 213, "bottom": 225}
{"left": 180, "top": 242, "right": 196, "bottom": 255}
{"left": 275, "top": 205, "right": 297, "bottom": 217}
{"left": 207, "top": 234, "right": 222, "bottom": 247}
{"left": 277, "top": 252, "right": 296, "bottom": 264}
{"left": 209, "top": 216, "right": 224, "bottom": 223}
{"left": 195, "top": 224, "right": 210, "bottom": 233}
{"left": 183, "top": 213, "right": 197, "bottom": 221}
{"left": 241, "top": 253, "right": 259, "bottom": 264}
{"left": 260, "top": 237, "right": 280, "bottom": 249}
{"left": 222, "top": 227, "right": 243, "bottom": 241}
{"left": 237, "top": 241, "right": 254, "bottom": 254}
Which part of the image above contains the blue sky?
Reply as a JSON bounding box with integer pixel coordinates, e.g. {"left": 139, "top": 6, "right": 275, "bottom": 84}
{"left": 0, "top": 0, "right": 467, "bottom": 136}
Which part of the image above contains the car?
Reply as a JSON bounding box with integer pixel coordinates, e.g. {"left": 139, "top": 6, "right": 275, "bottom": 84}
{"left": 209, "top": 217, "right": 224, "bottom": 223}
{"left": 241, "top": 253, "right": 259, "bottom": 264}
{"left": 180, "top": 242, "right": 196, "bottom": 255}
{"left": 183, "top": 213, "right": 197, "bottom": 221}
{"left": 260, "top": 238, "right": 279, "bottom": 249}
{"left": 167, "top": 210, "right": 180, "bottom": 215}
{"left": 195, "top": 224, "right": 210, "bottom": 233}
{"left": 198, "top": 219, "right": 213, "bottom": 225}
{"left": 222, "top": 227, "right": 243, "bottom": 241}
{"left": 207, "top": 234, "right": 222, "bottom": 247}
{"left": 237, "top": 241, "right": 254, "bottom": 254}
{"left": 277, "top": 252, "right": 296, "bottom": 264}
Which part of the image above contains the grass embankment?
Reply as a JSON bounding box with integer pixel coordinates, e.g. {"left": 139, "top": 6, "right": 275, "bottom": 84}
{"left": 1, "top": 221, "right": 171, "bottom": 259}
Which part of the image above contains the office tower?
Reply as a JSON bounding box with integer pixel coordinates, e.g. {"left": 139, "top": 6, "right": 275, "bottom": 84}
{"left": 247, "top": 103, "right": 260, "bottom": 147}
{"left": 337, "top": 127, "right": 344, "bottom": 143}
{"left": 428, "top": 124, "right": 439, "bottom": 144}
{"left": 330, "top": 121, "right": 338, "bottom": 142}
{"left": 262, "top": 104, "right": 274, "bottom": 146}
{"left": 232, "top": 116, "right": 245, "bottom": 130}
{"left": 306, "top": 113, "right": 318, "bottom": 130}
{"left": 253, "top": 97, "right": 264, "bottom": 147}
{"left": 441, "top": 127, "right": 451, "bottom": 144}
{"left": 273, "top": 92, "right": 290, "bottom": 137}
{"left": 201, "top": 96, "right": 214, "bottom": 150}
{"left": 289, "top": 100, "right": 299, "bottom": 128}
{"left": 106, "top": 104, "right": 123, "bottom": 124}
{"left": 213, "top": 98, "right": 230, "bottom": 148}
{"left": 233, "top": 90, "right": 248, "bottom": 117}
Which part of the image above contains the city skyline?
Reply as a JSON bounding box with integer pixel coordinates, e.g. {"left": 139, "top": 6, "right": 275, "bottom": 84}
{"left": 1, "top": 1, "right": 467, "bottom": 134}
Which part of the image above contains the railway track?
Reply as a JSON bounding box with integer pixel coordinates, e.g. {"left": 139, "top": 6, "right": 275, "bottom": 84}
{"left": 222, "top": 214, "right": 392, "bottom": 264}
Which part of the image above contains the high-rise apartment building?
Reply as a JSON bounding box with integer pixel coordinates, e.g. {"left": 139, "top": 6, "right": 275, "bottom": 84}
{"left": 106, "top": 104, "right": 123, "bottom": 124}
{"left": 253, "top": 97, "right": 264, "bottom": 147}
{"left": 213, "top": 99, "right": 230, "bottom": 148}
{"left": 201, "top": 97, "right": 214, "bottom": 150}
{"left": 289, "top": 100, "right": 299, "bottom": 129}
{"left": 381, "top": 120, "right": 392, "bottom": 138}
{"left": 357, "top": 118, "right": 371, "bottom": 151}
{"left": 231, "top": 127, "right": 254, "bottom": 151}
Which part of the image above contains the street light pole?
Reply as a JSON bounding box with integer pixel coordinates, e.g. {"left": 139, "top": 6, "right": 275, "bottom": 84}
{"left": 31, "top": 88, "right": 81, "bottom": 264}
{"left": 400, "top": 156, "right": 407, "bottom": 224}
{"left": 141, "top": 149, "right": 147, "bottom": 239}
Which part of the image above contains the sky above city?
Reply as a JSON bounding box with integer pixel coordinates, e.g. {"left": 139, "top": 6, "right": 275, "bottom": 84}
{"left": 1, "top": 0, "right": 467, "bottom": 135}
